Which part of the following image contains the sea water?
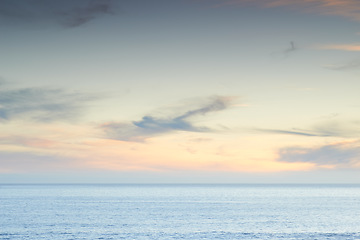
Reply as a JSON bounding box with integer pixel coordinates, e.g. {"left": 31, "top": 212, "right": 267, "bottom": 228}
{"left": 1, "top": 184, "right": 360, "bottom": 239}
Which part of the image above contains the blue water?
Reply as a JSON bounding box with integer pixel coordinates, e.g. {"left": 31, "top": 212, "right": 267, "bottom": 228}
{"left": 1, "top": 184, "right": 360, "bottom": 239}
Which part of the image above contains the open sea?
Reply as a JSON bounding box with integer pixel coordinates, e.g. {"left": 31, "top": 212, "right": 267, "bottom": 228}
{"left": 1, "top": 184, "right": 360, "bottom": 239}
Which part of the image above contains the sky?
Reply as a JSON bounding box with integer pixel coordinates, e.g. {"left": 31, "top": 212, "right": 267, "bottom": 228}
{"left": 1, "top": 0, "right": 360, "bottom": 183}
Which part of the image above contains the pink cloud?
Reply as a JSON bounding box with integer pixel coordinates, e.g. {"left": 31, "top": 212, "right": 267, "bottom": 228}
{"left": 318, "top": 43, "right": 360, "bottom": 51}
{"left": 212, "top": 0, "right": 360, "bottom": 21}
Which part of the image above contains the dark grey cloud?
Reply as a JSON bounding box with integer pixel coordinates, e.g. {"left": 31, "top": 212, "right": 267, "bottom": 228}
{"left": 278, "top": 143, "right": 360, "bottom": 168}
{"left": 324, "top": 59, "right": 360, "bottom": 71}
{"left": 0, "top": 86, "right": 95, "bottom": 122}
{"left": 101, "top": 96, "right": 234, "bottom": 142}
{"left": 0, "top": 0, "right": 116, "bottom": 28}
{"left": 271, "top": 41, "right": 298, "bottom": 58}
{"left": 284, "top": 41, "right": 297, "bottom": 55}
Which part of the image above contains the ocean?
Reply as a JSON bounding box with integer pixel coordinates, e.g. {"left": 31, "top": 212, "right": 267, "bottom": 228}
{"left": 1, "top": 184, "right": 360, "bottom": 239}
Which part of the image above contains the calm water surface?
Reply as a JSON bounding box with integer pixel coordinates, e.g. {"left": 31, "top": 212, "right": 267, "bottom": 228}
{"left": 1, "top": 184, "right": 360, "bottom": 239}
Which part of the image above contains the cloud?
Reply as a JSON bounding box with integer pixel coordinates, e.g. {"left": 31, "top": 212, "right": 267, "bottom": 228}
{"left": 277, "top": 142, "right": 360, "bottom": 168}
{"left": 258, "top": 120, "right": 360, "bottom": 138}
{"left": 0, "top": 86, "right": 95, "bottom": 122}
{"left": 0, "top": 0, "right": 116, "bottom": 28}
{"left": 273, "top": 41, "right": 299, "bottom": 58}
{"left": 310, "top": 120, "right": 360, "bottom": 138}
{"left": 319, "top": 44, "right": 360, "bottom": 51}
{"left": 271, "top": 41, "right": 299, "bottom": 59}
{"left": 318, "top": 44, "right": 360, "bottom": 70}
{"left": 59, "top": 0, "right": 116, "bottom": 28}
{"left": 101, "top": 96, "right": 235, "bottom": 141}
{"left": 0, "top": 151, "right": 81, "bottom": 173}
{"left": 211, "top": 0, "right": 360, "bottom": 22}
{"left": 284, "top": 41, "right": 297, "bottom": 54}
{"left": 0, "top": 135, "right": 57, "bottom": 149}
{"left": 256, "top": 128, "right": 328, "bottom": 137}
{"left": 0, "top": 77, "right": 6, "bottom": 85}
{"left": 324, "top": 59, "right": 360, "bottom": 70}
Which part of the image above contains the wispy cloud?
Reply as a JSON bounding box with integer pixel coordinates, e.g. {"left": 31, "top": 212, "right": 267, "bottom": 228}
{"left": 284, "top": 41, "right": 297, "bottom": 54}
{"left": 278, "top": 141, "right": 360, "bottom": 168}
{"left": 101, "top": 96, "right": 235, "bottom": 142}
{"left": 211, "top": 0, "right": 360, "bottom": 21}
{"left": 0, "top": 135, "right": 57, "bottom": 149}
{"left": 0, "top": 0, "right": 116, "bottom": 28}
{"left": 0, "top": 151, "right": 81, "bottom": 173}
{"left": 258, "top": 120, "right": 360, "bottom": 138}
{"left": 60, "top": 0, "right": 116, "bottom": 28}
{"left": 212, "top": 0, "right": 360, "bottom": 21}
{"left": 310, "top": 120, "right": 360, "bottom": 138}
{"left": 318, "top": 44, "right": 360, "bottom": 70}
{"left": 0, "top": 86, "right": 95, "bottom": 122}
{"left": 324, "top": 59, "right": 360, "bottom": 70}
{"left": 256, "top": 128, "right": 328, "bottom": 137}
{"left": 319, "top": 43, "right": 360, "bottom": 51}
{"left": 272, "top": 41, "right": 298, "bottom": 58}
{"left": 0, "top": 77, "right": 6, "bottom": 85}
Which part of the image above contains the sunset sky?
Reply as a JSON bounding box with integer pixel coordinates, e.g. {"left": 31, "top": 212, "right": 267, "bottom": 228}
{"left": 1, "top": 0, "right": 360, "bottom": 183}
